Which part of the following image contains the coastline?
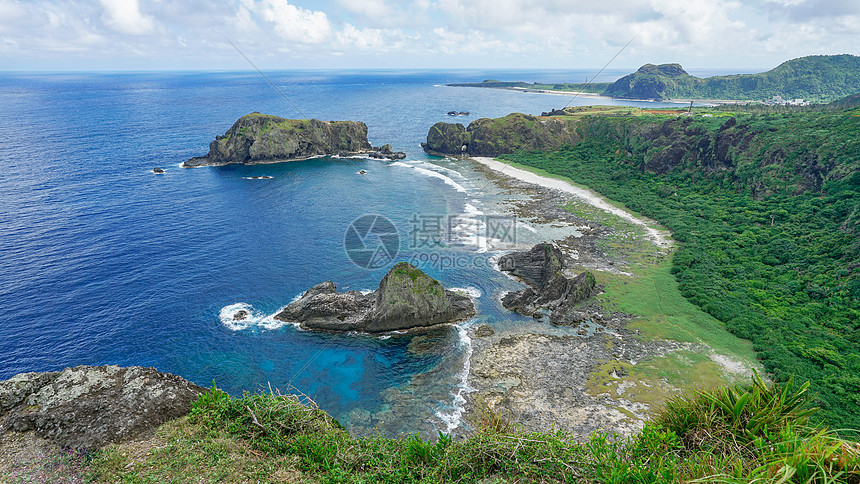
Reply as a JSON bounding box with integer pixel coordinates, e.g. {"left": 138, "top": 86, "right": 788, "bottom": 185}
{"left": 450, "top": 84, "right": 746, "bottom": 105}
{"left": 457, "top": 154, "right": 757, "bottom": 438}
{"left": 470, "top": 156, "right": 673, "bottom": 249}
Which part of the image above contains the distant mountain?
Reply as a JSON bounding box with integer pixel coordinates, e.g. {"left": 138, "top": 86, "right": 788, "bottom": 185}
{"left": 605, "top": 54, "right": 860, "bottom": 102}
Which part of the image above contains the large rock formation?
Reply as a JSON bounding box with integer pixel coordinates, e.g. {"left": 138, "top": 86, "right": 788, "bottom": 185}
{"left": 422, "top": 113, "right": 580, "bottom": 157}
{"left": 499, "top": 242, "right": 597, "bottom": 324}
{"left": 184, "top": 112, "right": 405, "bottom": 167}
{"left": 0, "top": 365, "right": 204, "bottom": 449}
{"left": 275, "top": 262, "right": 476, "bottom": 332}
{"left": 603, "top": 63, "right": 692, "bottom": 100}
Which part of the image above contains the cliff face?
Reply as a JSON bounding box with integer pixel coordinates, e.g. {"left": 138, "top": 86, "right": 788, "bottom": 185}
{"left": 422, "top": 113, "right": 580, "bottom": 157}
{"left": 184, "top": 112, "right": 404, "bottom": 167}
{"left": 275, "top": 262, "right": 475, "bottom": 332}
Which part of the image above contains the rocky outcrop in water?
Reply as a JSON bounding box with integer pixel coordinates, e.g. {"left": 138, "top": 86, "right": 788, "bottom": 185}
{"left": 422, "top": 113, "right": 580, "bottom": 157}
{"left": 0, "top": 365, "right": 204, "bottom": 449}
{"left": 499, "top": 242, "right": 597, "bottom": 324}
{"left": 184, "top": 112, "right": 404, "bottom": 167}
{"left": 275, "top": 262, "right": 475, "bottom": 332}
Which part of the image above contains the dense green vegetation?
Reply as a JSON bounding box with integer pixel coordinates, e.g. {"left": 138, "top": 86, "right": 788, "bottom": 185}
{"left": 83, "top": 380, "right": 859, "bottom": 482}
{"left": 501, "top": 107, "right": 860, "bottom": 430}
{"left": 452, "top": 55, "right": 860, "bottom": 102}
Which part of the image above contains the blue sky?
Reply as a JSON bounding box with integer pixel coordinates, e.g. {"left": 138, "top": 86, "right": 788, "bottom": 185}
{"left": 0, "top": 0, "right": 857, "bottom": 71}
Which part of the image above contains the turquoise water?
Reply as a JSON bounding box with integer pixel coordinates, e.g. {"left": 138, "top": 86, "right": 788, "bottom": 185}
{"left": 0, "top": 69, "right": 683, "bottom": 436}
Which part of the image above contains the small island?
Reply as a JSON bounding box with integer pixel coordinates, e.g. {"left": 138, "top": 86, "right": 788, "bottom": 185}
{"left": 274, "top": 262, "right": 476, "bottom": 332}
{"left": 184, "top": 112, "right": 405, "bottom": 168}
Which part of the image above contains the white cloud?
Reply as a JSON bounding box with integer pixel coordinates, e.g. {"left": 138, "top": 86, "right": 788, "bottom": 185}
{"left": 98, "top": 0, "right": 156, "bottom": 35}
{"left": 335, "top": 23, "right": 386, "bottom": 49}
{"left": 245, "top": 0, "right": 332, "bottom": 44}
{"left": 337, "top": 0, "right": 390, "bottom": 18}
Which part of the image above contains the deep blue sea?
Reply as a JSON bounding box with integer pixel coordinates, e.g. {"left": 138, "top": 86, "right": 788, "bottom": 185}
{"left": 0, "top": 69, "right": 685, "bottom": 436}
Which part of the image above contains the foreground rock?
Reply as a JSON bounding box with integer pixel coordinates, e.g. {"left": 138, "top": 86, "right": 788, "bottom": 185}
{"left": 0, "top": 365, "right": 204, "bottom": 449}
{"left": 499, "top": 242, "right": 598, "bottom": 324}
{"left": 276, "top": 262, "right": 475, "bottom": 332}
{"left": 184, "top": 112, "right": 405, "bottom": 167}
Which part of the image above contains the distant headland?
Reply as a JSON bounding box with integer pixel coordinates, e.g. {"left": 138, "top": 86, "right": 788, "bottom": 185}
{"left": 448, "top": 54, "right": 860, "bottom": 103}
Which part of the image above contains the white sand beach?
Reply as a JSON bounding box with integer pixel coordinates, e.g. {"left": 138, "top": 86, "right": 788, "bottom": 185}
{"left": 471, "top": 157, "right": 673, "bottom": 249}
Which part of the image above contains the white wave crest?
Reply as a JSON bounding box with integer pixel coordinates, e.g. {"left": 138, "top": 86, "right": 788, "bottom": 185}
{"left": 219, "top": 303, "right": 293, "bottom": 331}
{"left": 450, "top": 287, "right": 482, "bottom": 298}
{"left": 391, "top": 162, "right": 467, "bottom": 193}
{"left": 435, "top": 323, "right": 476, "bottom": 434}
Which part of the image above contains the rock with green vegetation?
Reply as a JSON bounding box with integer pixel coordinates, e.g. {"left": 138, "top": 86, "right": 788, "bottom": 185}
{"left": 184, "top": 112, "right": 404, "bottom": 167}
{"left": 422, "top": 121, "right": 470, "bottom": 156}
{"left": 275, "top": 262, "right": 475, "bottom": 332}
{"left": 499, "top": 242, "right": 598, "bottom": 324}
{"left": 423, "top": 113, "right": 580, "bottom": 157}
{"left": 0, "top": 365, "right": 204, "bottom": 449}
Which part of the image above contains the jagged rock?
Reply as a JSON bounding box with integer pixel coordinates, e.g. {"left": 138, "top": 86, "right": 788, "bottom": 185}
{"left": 275, "top": 262, "right": 475, "bottom": 332}
{"left": 152, "top": 167, "right": 165, "bottom": 174}
{"left": 0, "top": 365, "right": 204, "bottom": 449}
{"left": 474, "top": 324, "right": 495, "bottom": 337}
{"left": 368, "top": 143, "right": 407, "bottom": 160}
{"left": 184, "top": 112, "right": 404, "bottom": 167}
{"left": 499, "top": 243, "right": 597, "bottom": 325}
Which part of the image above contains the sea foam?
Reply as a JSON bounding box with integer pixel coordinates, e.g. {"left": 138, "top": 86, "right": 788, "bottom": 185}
{"left": 435, "top": 323, "right": 476, "bottom": 434}
{"left": 219, "top": 303, "right": 293, "bottom": 331}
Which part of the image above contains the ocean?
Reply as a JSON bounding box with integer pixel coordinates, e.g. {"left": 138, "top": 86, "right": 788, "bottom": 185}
{"left": 0, "top": 69, "right": 683, "bottom": 437}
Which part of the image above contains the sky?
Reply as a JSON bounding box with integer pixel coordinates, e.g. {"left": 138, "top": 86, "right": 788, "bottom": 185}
{"left": 0, "top": 0, "right": 857, "bottom": 72}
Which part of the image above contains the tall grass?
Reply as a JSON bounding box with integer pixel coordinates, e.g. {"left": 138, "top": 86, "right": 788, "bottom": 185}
{"left": 133, "top": 377, "right": 860, "bottom": 483}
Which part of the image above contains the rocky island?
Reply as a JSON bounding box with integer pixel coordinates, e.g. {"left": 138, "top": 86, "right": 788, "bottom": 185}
{"left": 274, "top": 262, "right": 475, "bottom": 332}
{"left": 184, "top": 112, "right": 405, "bottom": 168}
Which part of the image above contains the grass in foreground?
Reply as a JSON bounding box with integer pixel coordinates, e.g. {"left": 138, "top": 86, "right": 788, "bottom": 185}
{"left": 83, "top": 378, "right": 860, "bottom": 483}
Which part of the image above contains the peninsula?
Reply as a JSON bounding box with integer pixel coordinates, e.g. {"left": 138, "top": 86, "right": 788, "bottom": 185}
{"left": 184, "top": 112, "right": 405, "bottom": 168}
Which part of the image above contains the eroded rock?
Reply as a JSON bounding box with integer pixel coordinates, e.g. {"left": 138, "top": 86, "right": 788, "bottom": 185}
{"left": 499, "top": 242, "right": 598, "bottom": 324}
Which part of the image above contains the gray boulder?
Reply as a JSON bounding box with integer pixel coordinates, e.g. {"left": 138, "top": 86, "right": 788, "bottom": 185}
{"left": 0, "top": 365, "right": 204, "bottom": 449}
{"left": 275, "top": 262, "right": 476, "bottom": 332}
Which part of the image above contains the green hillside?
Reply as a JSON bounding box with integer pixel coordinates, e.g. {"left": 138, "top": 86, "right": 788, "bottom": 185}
{"left": 498, "top": 105, "right": 860, "bottom": 429}
{"left": 605, "top": 54, "right": 860, "bottom": 102}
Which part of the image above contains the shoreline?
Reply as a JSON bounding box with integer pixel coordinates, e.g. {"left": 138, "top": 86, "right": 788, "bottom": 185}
{"left": 469, "top": 157, "right": 673, "bottom": 249}
{"left": 450, "top": 84, "right": 746, "bottom": 106}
